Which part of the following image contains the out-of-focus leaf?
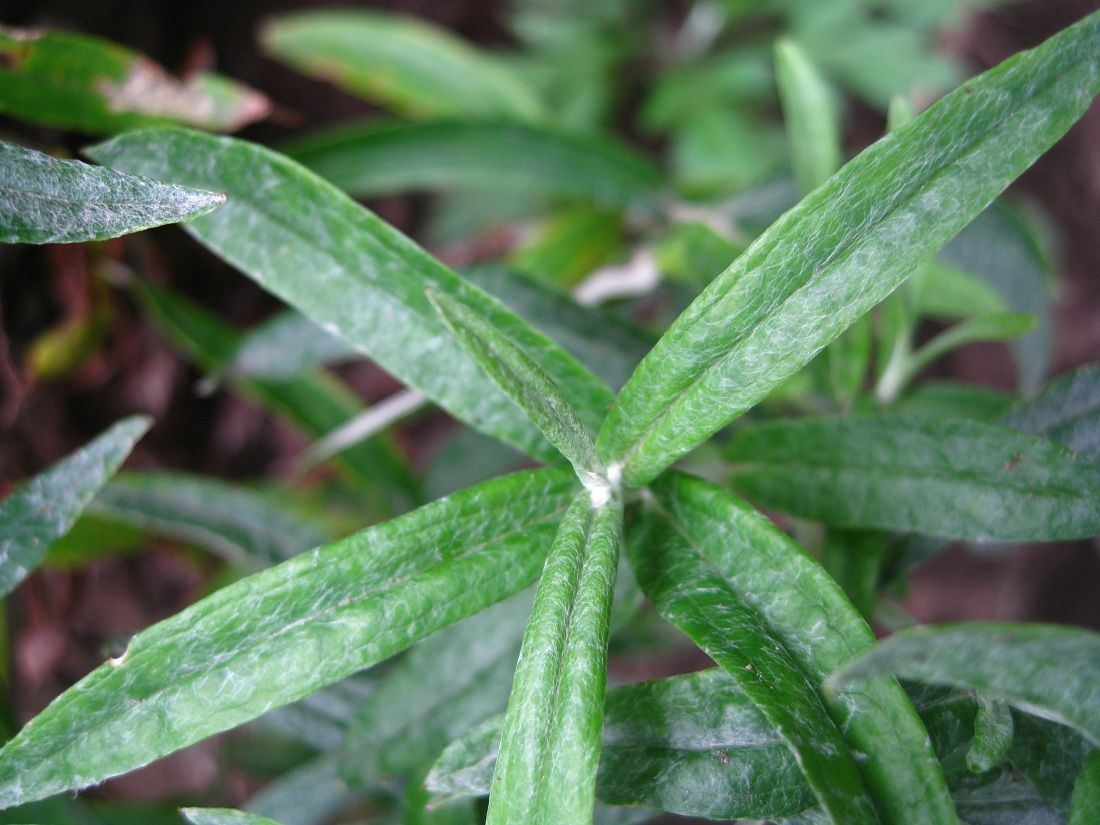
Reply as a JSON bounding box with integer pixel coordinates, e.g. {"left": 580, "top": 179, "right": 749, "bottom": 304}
{"left": 510, "top": 208, "right": 623, "bottom": 288}
{"left": 1002, "top": 363, "right": 1100, "bottom": 460}
{"left": 285, "top": 120, "right": 661, "bottom": 210}
{"left": 424, "top": 428, "right": 525, "bottom": 501}
{"left": 428, "top": 669, "right": 814, "bottom": 821}
{"left": 255, "top": 673, "right": 376, "bottom": 753}
{"left": 183, "top": 810, "right": 280, "bottom": 825}
{"left": 832, "top": 623, "right": 1100, "bottom": 746}
{"left": 775, "top": 38, "right": 841, "bottom": 194}
{"left": 339, "top": 591, "right": 532, "bottom": 784}
{"left": 246, "top": 755, "right": 356, "bottom": 825}
{"left": 261, "top": 11, "right": 543, "bottom": 121}
{"left": 0, "top": 468, "right": 578, "bottom": 807}
{"left": 87, "top": 471, "right": 331, "bottom": 566}
{"left": 219, "top": 310, "right": 359, "bottom": 383}
{"left": 1071, "top": 750, "right": 1100, "bottom": 825}
{"left": 26, "top": 294, "right": 113, "bottom": 379}
{"left": 428, "top": 290, "right": 603, "bottom": 486}
{"left": 900, "top": 313, "right": 1035, "bottom": 388}
{"left": 0, "top": 415, "right": 149, "bottom": 598}
{"left": 598, "top": 13, "right": 1100, "bottom": 487}
{"left": 967, "top": 698, "right": 1014, "bottom": 774}
{"left": 891, "top": 382, "right": 1015, "bottom": 421}
{"left": 727, "top": 414, "right": 1100, "bottom": 541}
{"left": 642, "top": 50, "right": 774, "bottom": 131}
{"left": 43, "top": 515, "right": 145, "bottom": 567}
{"left": 628, "top": 472, "right": 954, "bottom": 824}
{"left": 91, "top": 129, "right": 612, "bottom": 464}
{"left": 940, "top": 203, "right": 1053, "bottom": 392}
{"left": 1010, "top": 711, "right": 1094, "bottom": 814}
{"left": 822, "top": 529, "right": 883, "bottom": 621}
{"left": 0, "top": 26, "right": 269, "bottom": 134}
{"left": 949, "top": 772, "right": 1062, "bottom": 825}
{"left": 135, "top": 283, "right": 418, "bottom": 511}
{"left": 487, "top": 493, "right": 621, "bottom": 825}
{"left": 0, "top": 140, "right": 223, "bottom": 244}
{"left": 911, "top": 261, "right": 1009, "bottom": 320}
{"left": 464, "top": 264, "right": 653, "bottom": 392}
{"left": 653, "top": 222, "right": 744, "bottom": 292}
{"left": 669, "top": 110, "right": 786, "bottom": 197}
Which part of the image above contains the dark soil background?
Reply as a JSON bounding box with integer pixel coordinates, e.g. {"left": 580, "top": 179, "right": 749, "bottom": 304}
{"left": 0, "top": 0, "right": 1098, "bottom": 812}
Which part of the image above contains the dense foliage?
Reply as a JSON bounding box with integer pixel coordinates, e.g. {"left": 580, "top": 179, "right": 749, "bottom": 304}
{"left": 1, "top": 3, "right": 1098, "bottom": 824}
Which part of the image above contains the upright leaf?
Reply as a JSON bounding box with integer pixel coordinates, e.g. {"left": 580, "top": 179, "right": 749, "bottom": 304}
{"left": 0, "top": 27, "right": 269, "bottom": 134}
{"left": 1002, "top": 362, "right": 1100, "bottom": 460}
{"left": 726, "top": 414, "right": 1100, "bottom": 541}
{"left": 0, "top": 415, "right": 149, "bottom": 598}
{"left": 832, "top": 623, "right": 1100, "bottom": 746}
{"left": 90, "top": 129, "right": 612, "bottom": 462}
{"left": 429, "top": 669, "right": 815, "bottom": 821}
{"left": 88, "top": 471, "right": 331, "bottom": 565}
{"left": 428, "top": 290, "right": 604, "bottom": 486}
{"left": 630, "top": 473, "right": 955, "bottom": 824}
{"left": 261, "top": 11, "right": 543, "bottom": 121}
{"left": 0, "top": 140, "right": 223, "bottom": 244}
{"left": 775, "top": 38, "right": 841, "bottom": 194}
{"left": 598, "top": 12, "right": 1100, "bottom": 486}
{"left": 487, "top": 493, "right": 621, "bottom": 825}
{"left": 0, "top": 468, "right": 577, "bottom": 808}
{"left": 284, "top": 120, "right": 661, "bottom": 210}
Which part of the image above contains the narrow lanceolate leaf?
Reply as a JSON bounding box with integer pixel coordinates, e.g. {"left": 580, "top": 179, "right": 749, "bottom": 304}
{"left": 487, "top": 493, "right": 622, "bottom": 825}
{"left": 775, "top": 38, "right": 841, "bottom": 194}
{"left": 1071, "top": 750, "right": 1100, "bottom": 825}
{"left": 429, "top": 290, "right": 603, "bottom": 486}
{"left": 599, "top": 12, "right": 1100, "bottom": 487}
{"left": 183, "top": 809, "right": 281, "bottom": 825}
{"left": 0, "top": 469, "right": 577, "bottom": 808}
{"left": 220, "top": 309, "right": 359, "bottom": 382}
{"left": 629, "top": 488, "right": 876, "bottom": 824}
{"left": 630, "top": 473, "right": 955, "bottom": 825}
{"left": 726, "top": 414, "right": 1100, "bottom": 541}
{"left": 967, "top": 697, "right": 1014, "bottom": 774}
{"left": 0, "top": 140, "right": 223, "bottom": 244}
{"left": 0, "top": 26, "right": 269, "bottom": 134}
{"left": 900, "top": 312, "right": 1035, "bottom": 386}
{"left": 1002, "top": 362, "right": 1100, "bottom": 460}
{"left": 339, "top": 590, "right": 532, "bottom": 785}
{"left": 261, "top": 11, "right": 543, "bottom": 121}
{"left": 429, "top": 669, "right": 814, "bottom": 821}
{"left": 90, "top": 130, "right": 612, "bottom": 463}
{"left": 88, "top": 471, "right": 331, "bottom": 565}
{"left": 832, "top": 623, "right": 1100, "bottom": 747}
{"left": 284, "top": 120, "right": 662, "bottom": 210}
{"left": 0, "top": 415, "right": 149, "bottom": 598}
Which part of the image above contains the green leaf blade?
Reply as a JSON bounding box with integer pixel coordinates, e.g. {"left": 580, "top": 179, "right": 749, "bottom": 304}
{"left": 599, "top": 12, "right": 1100, "bottom": 487}
{"left": 487, "top": 492, "right": 622, "bottom": 825}
{"left": 0, "top": 415, "right": 149, "bottom": 598}
{"left": 89, "top": 129, "right": 612, "bottom": 463}
{"left": 0, "top": 26, "right": 269, "bottom": 134}
{"left": 284, "top": 120, "right": 662, "bottom": 210}
{"left": 632, "top": 473, "right": 956, "bottom": 825}
{"left": 726, "top": 414, "right": 1100, "bottom": 541}
{"left": 967, "top": 697, "right": 1014, "bottom": 774}
{"left": 0, "top": 468, "right": 577, "bottom": 808}
{"left": 0, "top": 140, "right": 223, "bottom": 244}
{"left": 832, "top": 623, "right": 1100, "bottom": 747}
{"left": 775, "top": 38, "right": 841, "bottom": 193}
{"left": 1003, "top": 362, "right": 1100, "bottom": 460}
{"left": 261, "top": 11, "right": 543, "bottom": 121}
{"left": 183, "top": 809, "right": 281, "bottom": 825}
{"left": 1071, "top": 750, "right": 1100, "bottom": 825}
{"left": 428, "top": 289, "right": 603, "bottom": 484}
{"left": 88, "top": 471, "right": 331, "bottom": 566}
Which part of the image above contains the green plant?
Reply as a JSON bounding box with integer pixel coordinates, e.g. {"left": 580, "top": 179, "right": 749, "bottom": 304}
{"left": 1, "top": 4, "right": 1098, "bottom": 824}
